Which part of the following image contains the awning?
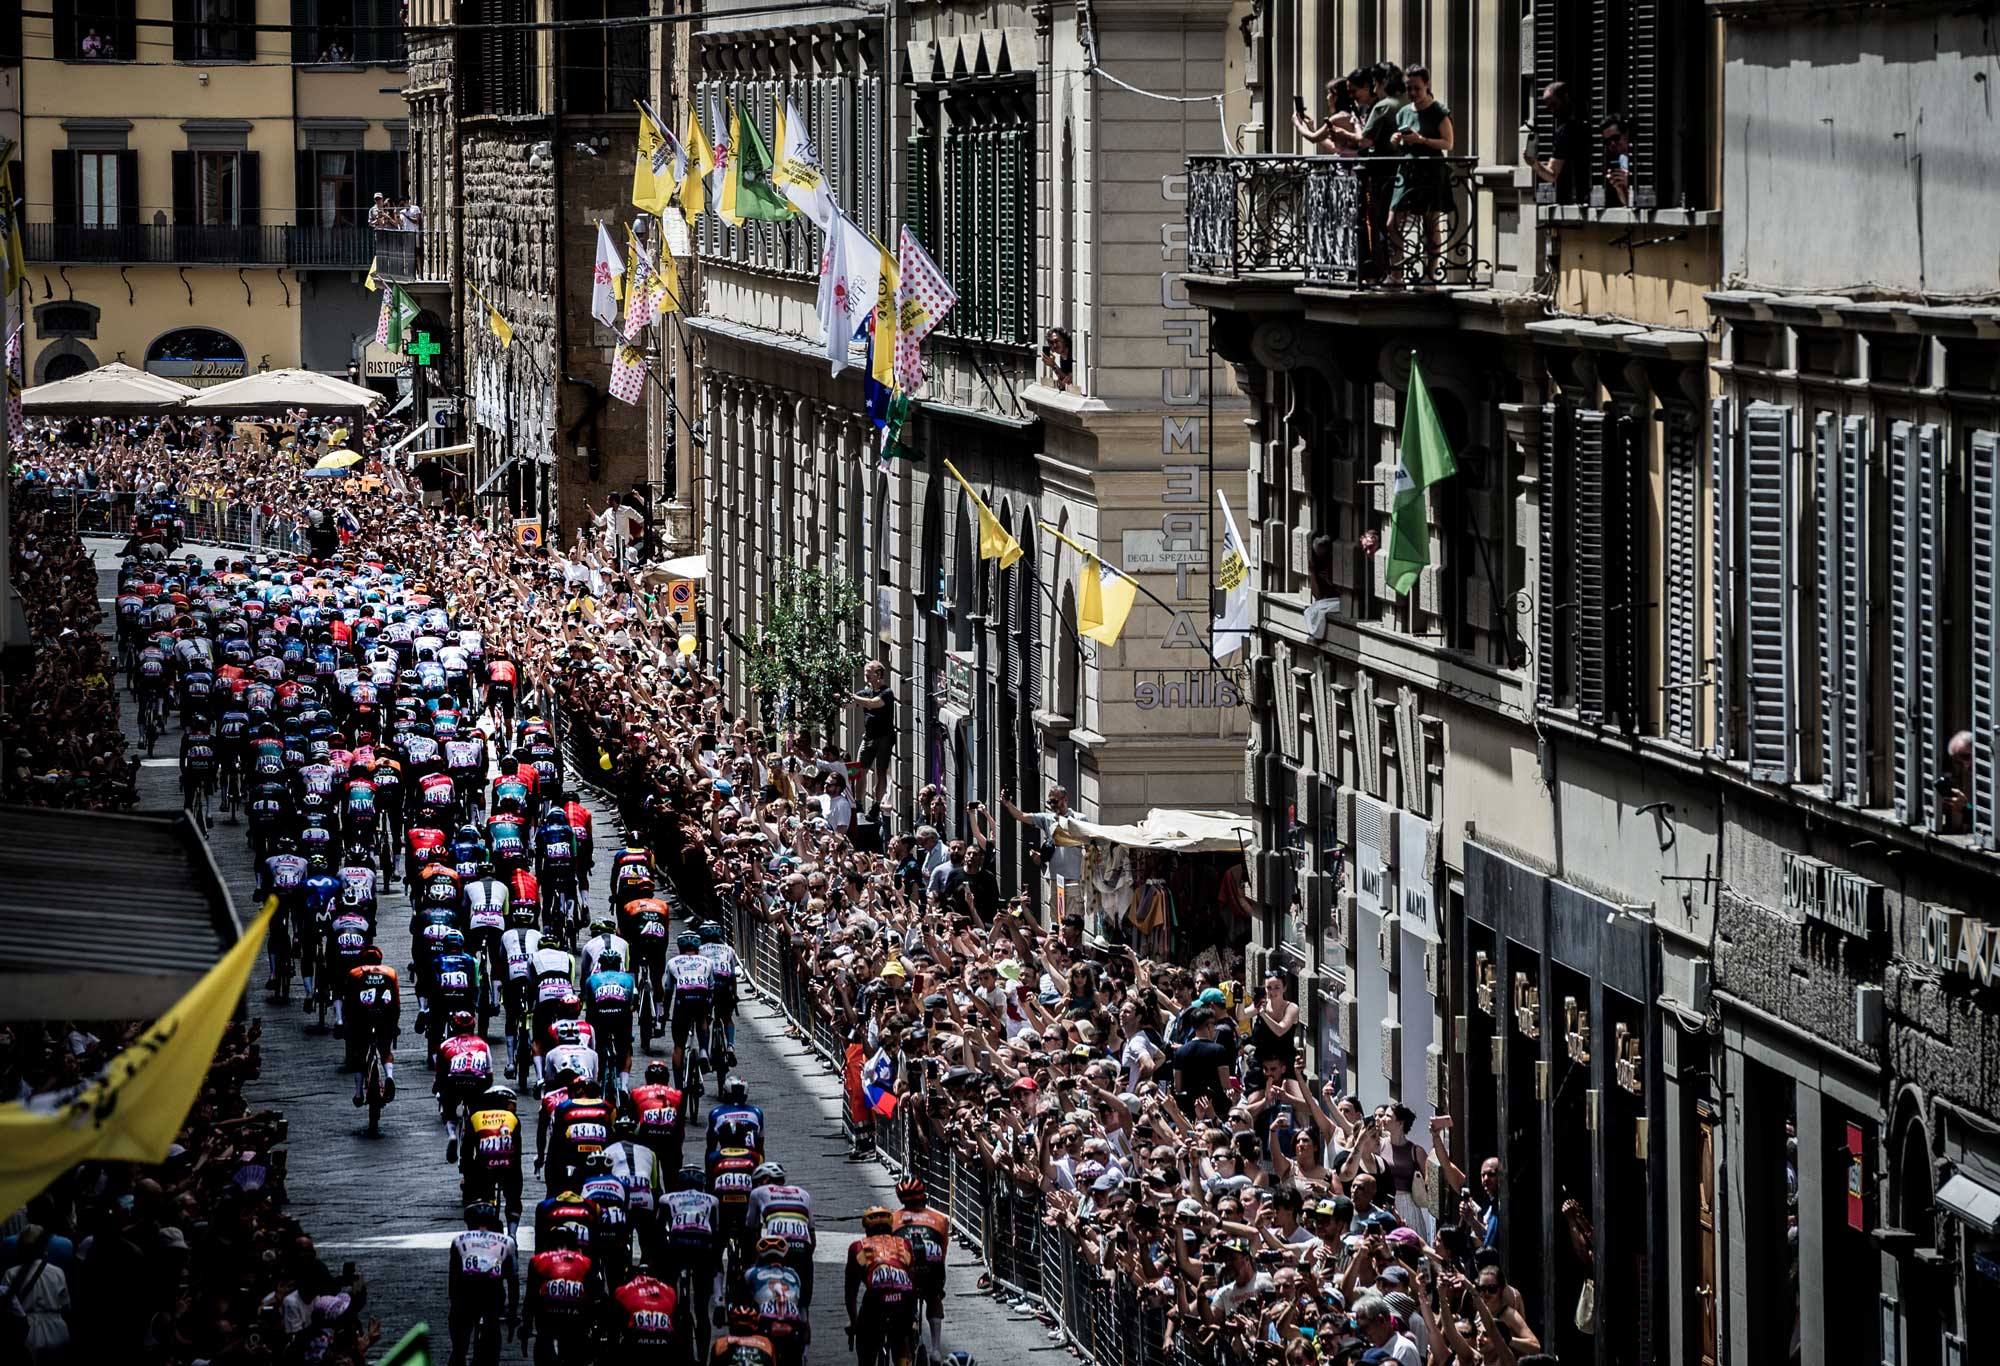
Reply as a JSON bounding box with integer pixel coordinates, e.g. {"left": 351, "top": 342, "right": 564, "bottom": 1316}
{"left": 1052, "top": 808, "right": 1254, "bottom": 854}
{"left": 474, "top": 451, "right": 523, "bottom": 496}
{"left": 0, "top": 809, "right": 241, "bottom": 1020}
{"left": 21, "top": 362, "right": 198, "bottom": 415}
{"left": 1937, "top": 1172, "right": 2000, "bottom": 1234}
{"left": 659, "top": 553, "right": 708, "bottom": 580}
{"left": 181, "top": 367, "right": 386, "bottom": 415}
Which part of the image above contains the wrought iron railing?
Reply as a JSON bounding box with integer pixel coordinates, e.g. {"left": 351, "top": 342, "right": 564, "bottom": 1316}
{"left": 372, "top": 228, "right": 450, "bottom": 283}
{"left": 26, "top": 222, "right": 375, "bottom": 269}
{"left": 1186, "top": 154, "right": 1483, "bottom": 288}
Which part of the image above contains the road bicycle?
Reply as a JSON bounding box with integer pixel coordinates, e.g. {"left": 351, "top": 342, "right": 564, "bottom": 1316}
{"left": 362, "top": 1036, "right": 392, "bottom": 1137}
{"left": 218, "top": 761, "right": 243, "bottom": 822}
{"left": 636, "top": 965, "right": 658, "bottom": 1055}
{"left": 680, "top": 1019, "right": 709, "bottom": 1123}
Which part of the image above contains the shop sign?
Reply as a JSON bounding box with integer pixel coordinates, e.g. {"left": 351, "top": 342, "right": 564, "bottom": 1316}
{"left": 1781, "top": 852, "right": 1882, "bottom": 937}
{"left": 938, "top": 651, "right": 974, "bottom": 712}
{"left": 150, "top": 359, "right": 247, "bottom": 378}
{"left": 1919, "top": 907, "right": 2000, "bottom": 988}
{"left": 1397, "top": 812, "right": 1434, "bottom": 936}
{"left": 1120, "top": 526, "right": 1207, "bottom": 573}
{"left": 1355, "top": 809, "right": 1386, "bottom": 919}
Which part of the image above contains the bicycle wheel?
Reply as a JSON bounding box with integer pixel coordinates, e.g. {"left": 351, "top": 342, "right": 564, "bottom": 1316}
{"left": 366, "top": 1054, "right": 385, "bottom": 1136}
{"left": 638, "top": 975, "right": 655, "bottom": 1054}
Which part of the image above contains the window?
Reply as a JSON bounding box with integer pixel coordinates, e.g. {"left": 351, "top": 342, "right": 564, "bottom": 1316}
{"left": 53, "top": 0, "right": 135, "bottom": 61}
{"left": 1529, "top": 0, "right": 1708, "bottom": 208}
{"left": 459, "top": 0, "right": 536, "bottom": 117}
{"left": 315, "top": 150, "right": 357, "bottom": 226}
{"left": 78, "top": 151, "right": 119, "bottom": 228}
{"left": 920, "top": 90, "right": 1033, "bottom": 347}
{"left": 174, "top": 0, "right": 252, "bottom": 61}
{"left": 198, "top": 151, "right": 239, "bottom": 225}
{"left": 562, "top": 0, "right": 649, "bottom": 117}
{"left": 291, "top": 0, "right": 405, "bottom": 65}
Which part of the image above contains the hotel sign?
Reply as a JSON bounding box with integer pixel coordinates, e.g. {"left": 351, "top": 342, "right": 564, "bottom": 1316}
{"left": 1781, "top": 853, "right": 1882, "bottom": 938}
{"left": 1920, "top": 907, "right": 2000, "bottom": 989}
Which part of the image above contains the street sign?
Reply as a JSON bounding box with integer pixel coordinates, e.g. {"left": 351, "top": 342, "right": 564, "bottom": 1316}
{"left": 513, "top": 518, "right": 543, "bottom": 549}
{"left": 665, "top": 578, "right": 696, "bottom": 620}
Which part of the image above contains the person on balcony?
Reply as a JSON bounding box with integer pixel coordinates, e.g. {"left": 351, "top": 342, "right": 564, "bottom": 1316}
{"left": 1600, "top": 116, "right": 1632, "bottom": 206}
{"left": 1529, "top": 81, "right": 1587, "bottom": 204}
{"left": 1292, "top": 77, "right": 1365, "bottom": 157}
{"left": 1358, "top": 65, "right": 1404, "bottom": 281}
{"left": 80, "top": 28, "right": 106, "bottom": 58}
{"left": 1386, "top": 66, "right": 1455, "bottom": 282}
{"left": 398, "top": 197, "right": 425, "bottom": 233}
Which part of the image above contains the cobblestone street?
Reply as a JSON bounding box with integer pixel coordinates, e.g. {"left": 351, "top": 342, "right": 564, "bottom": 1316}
{"left": 94, "top": 538, "right": 1057, "bottom": 1361}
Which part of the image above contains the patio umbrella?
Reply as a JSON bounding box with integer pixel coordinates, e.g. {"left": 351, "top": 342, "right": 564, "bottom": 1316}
{"left": 314, "top": 449, "right": 363, "bottom": 469}
{"left": 181, "top": 368, "right": 386, "bottom": 416}
{"left": 21, "top": 362, "right": 198, "bottom": 416}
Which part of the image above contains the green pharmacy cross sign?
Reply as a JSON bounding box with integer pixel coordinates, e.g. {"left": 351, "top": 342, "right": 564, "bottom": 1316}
{"left": 409, "top": 332, "right": 441, "bottom": 367}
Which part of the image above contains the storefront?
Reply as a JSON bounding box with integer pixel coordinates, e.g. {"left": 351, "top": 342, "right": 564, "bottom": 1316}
{"left": 1055, "top": 808, "right": 1254, "bottom": 965}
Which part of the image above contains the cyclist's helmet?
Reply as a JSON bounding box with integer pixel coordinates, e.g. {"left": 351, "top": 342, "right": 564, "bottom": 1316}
{"left": 598, "top": 949, "right": 623, "bottom": 971}
{"left": 359, "top": 944, "right": 383, "bottom": 965}
{"left": 464, "top": 1200, "right": 501, "bottom": 1229}
{"left": 699, "top": 921, "right": 724, "bottom": 943}
{"left": 755, "top": 1236, "right": 790, "bottom": 1260}
{"left": 677, "top": 932, "right": 701, "bottom": 953}
{"left": 449, "top": 1009, "right": 476, "bottom": 1035}
{"left": 482, "top": 1084, "right": 516, "bottom": 1109}
{"left": 589, "top": 917, "right": 617, "bottom": 937}
{"left": 897, "top": 1175, "right": 927, "bottom": 1205}
{"left": 507, "top": 903, "right": 537, "bottom": 928}
{"left": 571, "top": 1077, "right": 601, "bottom": 1100}
{"left": 644, "top": 1061, "right": 672, "bottom": 1085}
{"left": 541, "top": 1225, "right": 579, "bottom": 1252}
{"left": 727, "top": 1303, "right": 762, "bottom": 1334}
{"left": 860, "top": 1206, "right": 895, "bottom": 1234}
{"left": 677, "top": 1165, "right": 708, "bottom": 1192}
{"left": 720, "top": 1077, "right": 748, "bottom": 1105}
{"left": 752, "top": 1162, "right": 785, "bottom": 1187}
{"left": 437, "top": 928, "right": 466, "bottom": 952}
{"left": 475, "top": 860, "right": 496, "bottom": 877}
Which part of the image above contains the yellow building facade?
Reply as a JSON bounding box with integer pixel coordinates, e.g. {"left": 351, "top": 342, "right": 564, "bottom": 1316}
{"left": 14, "top": 1, "right": 407, "bottom": 390}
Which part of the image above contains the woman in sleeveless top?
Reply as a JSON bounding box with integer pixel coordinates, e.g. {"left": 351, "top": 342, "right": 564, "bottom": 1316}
{"left": 1249, "top": 971, "right": 1301, "bottom": 1067}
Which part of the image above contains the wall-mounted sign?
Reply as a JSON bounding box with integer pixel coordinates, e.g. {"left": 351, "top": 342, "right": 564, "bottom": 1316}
{"left": 939, "top": 651, "right": 974, "bottom": 713}
{"left": 1781, "top": 852, "right": 1882, "bottom": 937}
{"left": 1397, "top": 811, "right": 1435, "bottom": 935}
{"left": 1920, "top": 906, "right": 1999, "bottom": 987}
{"left": 1120, "top": 527, "right": 1207, "bottom": 573}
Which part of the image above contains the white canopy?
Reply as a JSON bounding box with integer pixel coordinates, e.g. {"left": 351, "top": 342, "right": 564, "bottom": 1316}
{"left": 1052, "top": 808, "right": 1253, "bottom": 854}
{"left": 180, "top": 367, "right": 387, "bottom": 416}
{"left": 21, "top": 362, "right": 198, "bottom": 415}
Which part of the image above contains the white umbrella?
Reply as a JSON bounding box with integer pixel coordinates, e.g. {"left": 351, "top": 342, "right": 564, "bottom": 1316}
{"left": 180, "top": 367, "right": 386, "bottom": 416}
{"left": 21, "top": 362, "right": 198, "bottom": 415}
{"left": 659, "top": 554, "right": 708, "bottom": 580}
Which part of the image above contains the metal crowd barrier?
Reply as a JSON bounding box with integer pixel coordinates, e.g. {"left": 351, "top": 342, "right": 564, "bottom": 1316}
{"left": 45, "top": 487, "right": 309, "bottom": 557}
{"left": 560, "top": 705, "right": 1201, "bottom": 1366}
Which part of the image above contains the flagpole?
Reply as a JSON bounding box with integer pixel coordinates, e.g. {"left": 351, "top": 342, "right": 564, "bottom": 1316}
{"left": 1035, "top": 521, "right": 1225, "bottom": 670}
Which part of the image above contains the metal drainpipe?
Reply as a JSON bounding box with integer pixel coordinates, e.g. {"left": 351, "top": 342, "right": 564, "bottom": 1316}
{"left": 548, "top": 44, "right": 569, "bottom": 533}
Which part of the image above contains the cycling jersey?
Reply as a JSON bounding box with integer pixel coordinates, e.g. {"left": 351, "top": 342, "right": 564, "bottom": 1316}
{"left": 261, "top": 852, "right": 309, "bottom": 895}
{"left": 611, "top": 1274, "right": 677, "bottom": 1351}
{"left": 347, "top": 964, "right": 401, "bottom": 1015}
{"left": 465, "top": 1108, "right": 521, "bottom": 1172}
{"left": 619, "top": 899, "right": 672, "bottom": 948}
{"left": 710, "top": 1332, "right": 778, "bottom": 1366}
{"left": 543, "top": 1043, "right": 599, "bottom": 1087}
{"left": 336, "top": 866, "right": 377, "bottom": 914}
{"left": 699, "top": 940, "right": 742, "bottom": 994}
{"left": 748, "top": 1185, "right": 814, "bottom": 1231}
{"left": 743, "top": 1262, "right": 809, "bottom": 1332}
{"left": 705, "top": 1104, "right": 765, "bottom": 1158}
{"left": 501, "top": 927, "right": 542, "bottom": 982}
{"left": 526, "top": 1249, "right": 593, "bottom": 1324}
{"left": 708, "top": 1147, "right": 757, "bottom": 1219}
{"left": 851, "top": 1233, "right": 917, "bottom": 1308}
{"left": 548, "top": 1097, "right": 616, "bottom": 1174}
{"left": 627, "top": 1084, "right": 685, "bottom": 1160}
{"left": 662, "top": 1189, "right": 719, "bottom": 1247}
{"left": 437, "top": 1034, "right": 494, "bottom": 1091}
{"left": 449, "top": 1229, "right": 518, "bottom": 1304}
{"left": 465, "top": 877, "right": 510, "bottom": 932}
{"left": 892, "top": 1207, "right": 951, "bottom": 1290}
{"left": 581, "top": 932, "right": 632, "bottom": 982}
{"left": 665, "top": 953, "right": 714, "bottom": 1014}
{"left": 535, "top": 1194, "right": 599, "bottom": 1254}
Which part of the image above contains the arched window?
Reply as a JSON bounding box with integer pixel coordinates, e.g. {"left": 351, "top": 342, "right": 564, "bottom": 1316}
{"left": 145, "top": 327, "right": 245, "bottom": 384}
{"left": 42, "top": 352, "right": 91, "bottom": 383}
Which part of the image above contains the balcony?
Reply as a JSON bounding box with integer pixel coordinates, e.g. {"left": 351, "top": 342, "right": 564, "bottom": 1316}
{"left": 372, "top": 228, "right": 449, "bottom": 285}
{"left": 25, "top": 222, "right": 376, "bottom": 270}
{"left": 1186, "top": 155, "right": 1484, "bottom": 289}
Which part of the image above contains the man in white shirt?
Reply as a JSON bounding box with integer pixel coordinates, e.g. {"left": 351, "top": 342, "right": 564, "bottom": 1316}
{"left": 1350, "top": 1293, "right": 1422, "bottom": 1365}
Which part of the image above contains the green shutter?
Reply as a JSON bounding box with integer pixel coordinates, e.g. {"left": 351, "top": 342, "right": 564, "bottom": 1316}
{"left": 903, "top": 131, "right": 933, "bottom": 254}
{"left": 997, "top": 129, "right": 1025, "bottom": 345}
{"left": 976, "top": 128, "right": 997, "bottom": 339}
{"left": 949, "top": 125, "right": 973, "bottom": 339}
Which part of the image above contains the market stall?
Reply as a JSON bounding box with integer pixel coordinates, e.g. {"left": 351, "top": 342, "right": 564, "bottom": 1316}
{"left": 1052, "top": 808, "right": 1256, "bottom": 964}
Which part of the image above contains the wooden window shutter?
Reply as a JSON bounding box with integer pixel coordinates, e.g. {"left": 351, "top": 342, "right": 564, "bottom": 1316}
{"left": 1535, "top": 401, "right": 1571, "bottom": 710}
{"left": 1531, "top": 2, "right": 1560, "bottom": 201}
{"left": 903, "top": 130, "right": 932, "bottom": 251}
{"left": 49, "top": 149, "right": 76, "bottom": 226}
{"left": 1816, "top": 414, "right": 1874, "bottom": 806}
{"left": 116, "top": 149, "right": 139, "bottom": 228}
{"left": 172, "top": 0, "right": 196, "bottom": 63}
{"left": 1888, "top": 420, "right": 1946, "bottom": 825}
{"left": 1972, "top": 429, "right": 2000, "bottom": 849}
{"left": 291, "top": 0, "right": 316, "bottom": 66}
{"left": 1624, "top": 0, "right": 1661, "bottom": 208}
{"left": 1614, "top": 409, "right": 1647, "bottom": 730}
{"left": 1663, "top": 410, "right": 1700, "bottom": 746}
{"left": 1571, "top": 408, "right": 1610, "bottom": 723}
{"left": 1709, "top": 397, "right": 1734, "bottom": 757}
{"left": 1586, "top": 0, "right": 1624, "bottom": 206}
{"left": 237, "top": 150, "right": 261, "bottom": 227}
{"left": 1742, "top": 401, "right": 1796, "bottom": 784}
{"left": 1814, "top": 412, "right": 1843, "bottom": 799}
{"left": 295, "top": 152, "right": 315, "bottom": 229}
{"left": 172, "top": 149, "right": 196, "bottom": 226}
{"left": 997, "top": 129, "right": 1023, "bottom": 345}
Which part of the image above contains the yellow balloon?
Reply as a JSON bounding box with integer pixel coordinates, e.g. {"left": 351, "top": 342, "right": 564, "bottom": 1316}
{"left": 677, "top": 633, "right": 698, "bottom": 656}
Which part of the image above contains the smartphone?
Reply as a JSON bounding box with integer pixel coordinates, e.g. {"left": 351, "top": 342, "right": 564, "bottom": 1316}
{"left": 1293, "top": 94, "right": 1308, "bottom": 118}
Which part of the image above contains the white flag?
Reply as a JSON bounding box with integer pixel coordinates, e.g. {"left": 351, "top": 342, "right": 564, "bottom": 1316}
{"left": 771, "top": 98, "right": 834, "bottom": 229}
{"left": 706, "top": 90, "right": 732, "bottom": 209}
{"left": 1212, "top": 489, "right": 1254, "bottom": 660}
{"left": 590, "top": 222, "right": 625, "bottom": 329}
{"left": 816, "top": 211, "right": 882, "bottom": 377}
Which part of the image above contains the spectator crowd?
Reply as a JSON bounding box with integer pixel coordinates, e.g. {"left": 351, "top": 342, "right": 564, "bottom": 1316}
{"left": 6, "top": 419, "right": 1558, "bottom": 1366}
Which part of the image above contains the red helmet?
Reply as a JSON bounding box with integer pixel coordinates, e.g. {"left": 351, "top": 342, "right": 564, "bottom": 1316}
{"left": 896, "top": 1175, "right": 927, "bottom": 1205}
{"left": 450, "top": 1010, "right": 476, "bottom": 1035}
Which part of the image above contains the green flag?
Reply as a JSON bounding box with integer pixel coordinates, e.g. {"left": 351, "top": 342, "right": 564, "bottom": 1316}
{"left": 385, "top": 285, "right": 419, "bottom": 353}
{"left": 729, "top": 104, "right": 795, "bottom": 222}
{"left": 881, "top": 392, "right": 919, "bottom": 461}
{"left": 1385, "top": 354, "right": 1457, "bottom": 596}
{"left": 378, "top": 1322, "right": 431, "bottom": 1366}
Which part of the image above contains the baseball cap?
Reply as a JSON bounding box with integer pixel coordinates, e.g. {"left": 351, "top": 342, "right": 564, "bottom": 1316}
{"left": 1010, "top": 1076, "right": 1039, "bottom": 1092}
{"left": 880, "top": 960, "right": 907, "bottom": 979}
{"left": 1386, "top": 1226, "right": 1423, "bottom": 1249}
{"left": 1090, "top": 1172, "right": 1121, "bottom": 1193}
{"left": 1376, "top": 1264, "right": 1411, "bottom": 1287}
{"left": 1175, "top": 1198, "right": 1205, "bottom": 1219}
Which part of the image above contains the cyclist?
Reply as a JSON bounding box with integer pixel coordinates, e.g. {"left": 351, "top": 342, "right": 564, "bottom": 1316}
{"left": 697, "top": 921, "right": 742, "bottom": 1068}
{"left": 536, "top": 808, "right": 582, "bottom": 924}
{"left": 708, "top": 1144, "right": 759, "bottom": 1270}
{"left": 543, "top": 1076, "right": 616, "bottom": 1197}
{"left": 578, "top": 1151, "right": 635, "bottom": 1287}
{"left": 537, "top": 998, "right": 598, "bottom": 1103}
{"left": 710, "top": 1300, "right": 777, "bottom": 1366}
{"left": 464, "top": 861, "right": 512, "bottom": 1023}
{"left": 603, "top": 1114, "right": 666, "bottom": 1268}
{"left": 584, "top": 947, "right": 636, "bottom": 1088}
{"left": 661, "top": 1165, "right": 723, "bottom": 1338}
{"left": 706, "top": 1078, "right": 766, "bottom": 1162}
{"left": 562, "top": 798, "right": 595, "bottom": 906}
{"left": 892, "top": 1176, "right": 951, "bottom": 1364}
{"left": 485, "top": 653, "right": 519, "bottom": 733}
{"left": 610, "top": 844, "right": 658, "bottom": 916}
{"left": 666, "top": 932, "right": 715, "bottom": 1093}
{"left": 534, "top": 1186, "right": 600, "bottom": 1263}
{"left": 749, "top": 1163, "right": 816, "bottom": 1308}
{"left": 499, "top": 905, "right": 543, "bottom": 1078}
{"left": 345, "top": 944, "right": 401, "bottom": 1104}
{"left": 323, "top": 903, "right": 375, "bottom": 1032}
{"left": 617, "top": 896, "right": 672, "bottom": 1036}
{"left": 521, "top": 1225, "right": 597, "bottom": 1366}
{"left": 579, "top": 917, "right": 631, "bottom": 983}
{"left": 257, "top": 838, "right": 310, "bottom": 1002}
{"left": 427, "top": 928, "right": 484, "bottom": 1063}
{"left": 447, "top": 1201, "right": 519, "bottom": 1366}
{"left": 610, "top": 1266, "right": 678, "bottom": 1358}
{"left": 846, "top": 1207, "right": 918, "bottom": 1366}
{"left": 436, "top": 1009, "right": 495, "bottom": 1164}
{"left": 178, "top": 717, "right": 219, "bottom": 833}
{"left": 300, "top": 854, "right": 341, "bottom": 1015}
{"left": 745, "top": 1236, "right": 811, "bottom": 1366}
{"left": 627, "top": 1061, "right": 688, "bottom": 1175}
{"left": 335, "top": 845, "right": 380, "bottom": 929}
{"left": 461, "top": 1084, "right": 525, "bottom": 1239}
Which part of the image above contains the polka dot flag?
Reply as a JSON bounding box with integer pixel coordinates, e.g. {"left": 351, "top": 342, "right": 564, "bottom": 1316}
{"left": 893, "top": 227, "right": 956, "bottom": 393}
{"left": 609, "top": 341, "right": 647, "bottom": 405}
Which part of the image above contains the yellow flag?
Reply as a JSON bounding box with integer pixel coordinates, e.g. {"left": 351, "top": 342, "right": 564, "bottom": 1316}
{"left": 658, "top": 235, "right": 682, "bottom": 317}
{"left": 1078, "top": 555, "right": 1139, "bottom": 647}
{"left": 871, "top": 248, "right": 899, "bottom": 391}
{"left": 680, "top": 107, "right": 713, "bottom": 220}
{"left": 718, "top": 100, "right": 743, "bottom": 226}
{"left": 943, "top": 459, "right": 1022, "bottom": 570}
{"left": 363, "top": 256, "right": 379, "bottom": 292}
{"left": 633, "top": 101, "right": 669, "bottom": 214}
{"left": 0, "top": 899, "right": 276, "bottom": 1215}
{"left": 470, "top": 281, "right": 514, "bottom": 349}
{"left": 0, "top": 143, "right": 26, "bottom": 299}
